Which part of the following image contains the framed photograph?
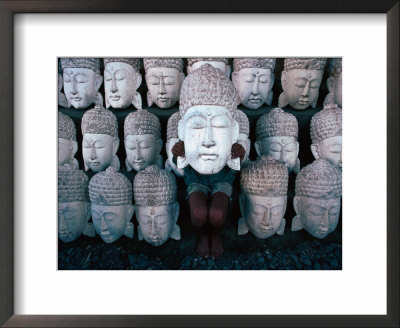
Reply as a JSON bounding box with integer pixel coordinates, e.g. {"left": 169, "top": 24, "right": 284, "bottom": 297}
{"left": 1, "top": 1, "right": 398, "bottom": 327}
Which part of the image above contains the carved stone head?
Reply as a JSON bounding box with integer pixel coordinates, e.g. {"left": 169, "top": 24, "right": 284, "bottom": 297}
{"left": 60, "top": 58, "right": 103, "bottom": 109}
{"left": 279, "top": 58, "right": 327, "bottom": 110}
{"left": 310, "top": 104, "right": 342, "bottom": 168}
{"left": 165, "top": 111, "right": 184, "bottom": 177}
{"left": 233, "top": 110, "right": 250, "bottom": 163}
{"left": 187, "top": 58, "right": 231, "bottom": 77}
{"left": 292, "top": 159, "right": 342, "bottom": 239}
{"left": 134, "top": 165, "right": 180, "bottom": 246}
{"left": 58, "top": 112, "right": 78, "bottom": 169}
{"left": 58, "top": 163, "right": 93, "bottom": 242}
{"left": 124, "top": 109, "right": 162, "bottom": 172}
{"left": 239, "top": 156, "right": 288, "bottom": 239}
{"left": 89, "top": 167, "right": 134, "bottom": 243}
{"left": 104, "top": 58, "right": 142, "bottom": 109}
{"left": 178, "top": 64, "right": 240, "bottom": 175}
{"left": 81, "top": 106, "right": 120, "bottom": 172}
{"left": 232, "top": 58, "right": 276, "bottom": 109}
{"left": 255, "top": 108, "right": 300, "bottom": 173}
{"left": 144, "top": 58, "right": 185, "bottom": 109}
{"left": 324, "top": 58, "right": 342, "bottom": 108}
{"left": 58, "top": 60, "right": 68, "bottom": 108}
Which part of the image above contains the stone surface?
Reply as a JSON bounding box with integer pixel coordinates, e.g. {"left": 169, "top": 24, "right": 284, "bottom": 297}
{"left": 324, "top": 58, "right": 342, "bottom": 108}
{"left": 58, "top": 112, "right": 79, "bottom": 168}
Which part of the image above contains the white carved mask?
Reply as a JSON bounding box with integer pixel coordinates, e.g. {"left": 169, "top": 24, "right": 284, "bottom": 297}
{"left": 239, "top": 194, "right": 287, "bottom": 239}
{"left": 282, "top": 69, "right": 323, "bottom": 110}
{"left": 58, "top": 201, "right": 91, "bottom": 242}
{"left": 256, "top": 136, "right": 299, "bottom": 173}
{"left": 125, "top": 134, "right": 162, "bottom": 172}
{"left": 294, "top": 196, "right": 341, "bottom": 239}
{"left": 146, "top": 67, "right": 183, "bottom": 108}
{"left": 178, "top": 105, "right": 239, "bottom": 175}
{"left": 91, "top": 204, "right": 134, "bottom": 243}
{"left": 63, "top": 68, "right": 102, "bottom": 109}
{"left": 233, "top": 68, "right": 273, "bottom": 109}
{"left": 104, "top": 62, "right": 141, "bottom": 109}
{"left": 136, "top": 203, "right": 180, "bottom": 246}
{"left": 58, "top": 138, "right": 78, "bottom": 166}
{"left": 82, "top": 133, "right": 119, "bottom": 172}
{"left": 311, "top": 135, "right": 342, "bottom": 168}
{"left": 165, "top": 137, "right": 184, "bottom": 177}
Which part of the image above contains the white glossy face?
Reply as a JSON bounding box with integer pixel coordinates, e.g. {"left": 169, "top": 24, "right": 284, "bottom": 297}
{"left": 58, "top": 138, "right": 78, "bottom": 166}
{"left": 233, "top": 68, "right": 273, "bottom": 110}
{"left": 63, "top": 68, "right": 102, "bottom": 109}
{"left": 136, "top": 203, "right": 179, "bottom": 246}
{"left": 146, "top": 67, "right": 183, "bottom": 108}
{"left": 282, "top": 69, "right": 323, "bottom": 110}
{"left": 166, "top": 137, "right": 184, "bottom": 176}
{"left": 257, "top": 136, "right": 299, "bottom": 173}
{"left": 104, "top": 62, "right": 139, "bottom": 109}
{"left": 91, "top": 204, "right": 133, "bottom": 243}
{"left": 58, "top": 202, "right": 90, "bottom": 242}
{"left": 237, "top": 134, "right": 251, "bottom": 163}
{"left": 312, "top": 136, "right": 342, "bottom": 168}
{"left": 333, "top": 73, "right": 342, "bottom": 107}
{"left": 239, "top": 194, "right": 287, "bottom": 239}
{"left": 295, "top": 196, "right": 341, "bottom": 239}
{"left": 179, "top": 105, "right": 239, "bottom": 175}
{"left": 125, "top": 134, "right": 161, "bottom": 172}
{"left": 82, "top": 133, "right": 117, "bottom": 172}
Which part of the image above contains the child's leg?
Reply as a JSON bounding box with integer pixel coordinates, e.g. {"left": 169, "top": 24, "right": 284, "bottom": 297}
{"left": 188, "top": 191, "right": 210, "bottom": 258}
{"left": 209, "top": 191, "right": 230, "bottom": 259}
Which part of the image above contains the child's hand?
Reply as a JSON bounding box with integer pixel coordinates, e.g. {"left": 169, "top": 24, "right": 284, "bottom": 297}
{"left": 172, "top": 140, "right": 185, "bottom": 158}
{"left": 231, "top": 143, "right": 246, "bottom": 162}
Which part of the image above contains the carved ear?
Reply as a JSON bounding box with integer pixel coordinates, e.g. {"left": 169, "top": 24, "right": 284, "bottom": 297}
{"left": 296, "top": 141, "right": 300, "bottom": 157}
{"left": 232, "top": 72, "right": 239, "bottom": 90}
{"left": 105, "top": 97, "right": 111, "bottom": 109}
{"left": 95, "top": 92, "right": 103, "bottom": 106}
{"left": 170, "top": 224, "right": 181, "bottom": 240}
{"left": 281, "top": 71, "right": 287, "bottom": 89}
{"left": 254, "top": 140, "right": 261, "bottom": 156}
{"left": 179, "top": 72, "right": 185, "bottom": 86}
{"left": 110, "top": 156, "right": 120, "bottom": 171}
{"left": 132, "top": 91, "right": 142, "bottom": 110}
{"left": 112, "top": 138, "right": 120, "bottom": 157}
{"left": 125, "top": 158, "right": 133, "bottom": 172}
{"left": 277, "top": 218, "right": 286, "bottom": 236}
{"left": 278, "top": 92, "right": 288, "bottom": 108}
{"left": 124, "top": 222, "right": 134, "bottom": 239}
{"left": 177, "top": 119, "right": 185, "bottom": 141}
{"left": 311, "top": 143, "right": 320, "bottom": 160}
{"left": 326, "top": 76, "right": 335, "bottom": 93}
{"left": 291, "top": 215, "right": 303, "bottom": 231}
{"left": 231, "top": 119, "right": 239, "bottom": 143}
{"left": 71, "top": 141, "right": 78, "bottom": 158}
{"left": 84, "top": 162, "right": 89, "bottom": 171}
{"left": 238, "top": 217, "right": 249, "bottom": 236}
{"left": 67, "top": 99, "right": 72, "bottom": 108}
{"left": 95, "top": 74, "right": 103, "bottom": 91}
{"left": 135, "top": 72, "right": 142, "bottom": 90}
{"left": 147, "top": 91, "right": 153, "bottom": 107}
{"left": 127, "top": 204, "right": 135, "bottom": 222}
{"left": 293, "top": 196, "right": 300, "bottom": 215}
{"left": 311, "top": 92, "right": 319, "bottom": 108}
{"left": 270, "top": 73, "right": 275, "bottom": 88}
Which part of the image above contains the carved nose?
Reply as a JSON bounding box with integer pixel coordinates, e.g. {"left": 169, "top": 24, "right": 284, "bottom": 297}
{"left": 111, "top": 77, "right": 118, "bottom": 93}
{"left": 262, "top": 208, "right": 271, "bottom": 226}
{"left": 134, "top": 147, "right": 143, "bottom": 160}
{"left": 90, "top": 146, "right": 96, "bottom": 160}
{"left": 58, "top": 213, "right": 67, "bottom": 232}
{"left": 100, "top": 217, "right": 108, "bottom": 232}
{"left": 280, "top": 148, "right": 286, "bottom": 162}
{"left": 159, "top": 80, "right": 166, "bottom": 94}
{"left": 251, "top": 77, "right": 260, "bottom": 95}
{"left": 202, "top": 124, "right": 216, "bottom": 148}
{"left": 321, "top": 210, "right": 329, "bottom": 228}
{"left": 301, "top": 81, "right": 310, "bottom": 96}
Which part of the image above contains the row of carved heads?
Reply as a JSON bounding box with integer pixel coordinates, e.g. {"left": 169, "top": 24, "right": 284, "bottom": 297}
{"left": 59, "top": 102, "right": 341, "bottom": 178}
{"left": 59, "top": 164, "right": 180, "bottom": 246}
{"left": 58, "top": 57, "right": 342, "bottom": 111}
{"left": 58, "top": 156, "right": 341, "bottom": 245}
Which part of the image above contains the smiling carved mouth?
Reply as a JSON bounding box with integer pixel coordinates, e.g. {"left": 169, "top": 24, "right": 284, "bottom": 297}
{"left": 110, "top": 96, "right": 120, "bottom": 101}
{"left": 200, "top": 154, "right": 217, "bottom": 160}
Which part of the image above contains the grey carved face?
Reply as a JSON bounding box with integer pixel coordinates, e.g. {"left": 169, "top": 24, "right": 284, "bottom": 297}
{"left": 282, "top": 69, "right": 323, "bottom": 110}
{"left": 58, "top": 202, "right": 90, "bottom": 243}
{"left": 239, "top": 194, "right": 287, "bottom": 239}
{"left": 136, "top": 203, "right": 179, "bottom": 246}
{"left": 146, "top": 67, "right": 183, "bottom": 108}
{"left": 63, "top": 68, "right": 102, "bottom": 109}
{"left": 58, "top": 138, "right": 78, "bottom": 166}
{"left": 125, "top": 134, "right": 162, "bottom": 172}
{"left": 311, "top": 136, "right": 342, "bottom": 168}
{"left": 82, "top": 134, "right": 118, "bottom": 172}
{"left": 233, "top": 68, "right": 273, "bottom": 110}
{"left": 294, "top": 196, "right": 341, "bottom": 239}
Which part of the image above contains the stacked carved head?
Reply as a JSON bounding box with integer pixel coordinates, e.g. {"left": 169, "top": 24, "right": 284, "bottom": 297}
{"left": 144, "top": 58, "right": 185, "bottom": 108}
{"left": 103, "top": 58, "right": 142, "bottom": 109}
{"left": 165, "top": 111, "right": 184, "bottom": 177}
{"left": 239, "top": 156, "right": 288, "bottom": 239}
{"left": 324, "top": 58, "right": 342, "bottom": 107}
{"left": 178, "top": 64, "right": 240, "bottom": 174}
{"left": 255, "top": 108, "right": 300, "bottom": 173}
{"left": 124, "top": 109, "right": 162, "bottom": 172}
{"left": 58, "top": 112, "right": 78, "bottom": 169}
{"left": 292, "top": 159, "right": 342, "bottom": 239}
{"left": 60, "top": 58, "right": 103, "bottom": 109}
{"left": 81, "top": 105, "right": 120, "bottom": 172}
{"left": 232, "top": 58, "right": 276, "bottom": 109}
{"left": 89, "top": 167, "right": 134, "bottom": 243}
{"left": 279, "top": 58, "right": 327, "bottom": 110}
{"left": 134, "top": 165, "right": 180, "bottom": 246}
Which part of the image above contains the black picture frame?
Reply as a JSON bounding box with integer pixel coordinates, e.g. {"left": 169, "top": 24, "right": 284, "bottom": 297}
{"left": 0, "top": 1, "right": 398, "bottom": 327}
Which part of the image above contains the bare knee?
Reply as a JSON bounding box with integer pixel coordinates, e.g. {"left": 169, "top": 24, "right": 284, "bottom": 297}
{"left": 209, "top": 206, "right": 227, "bottom": 230}
{"left": 190, "top": 206, "right": 207, "bottom": 229}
